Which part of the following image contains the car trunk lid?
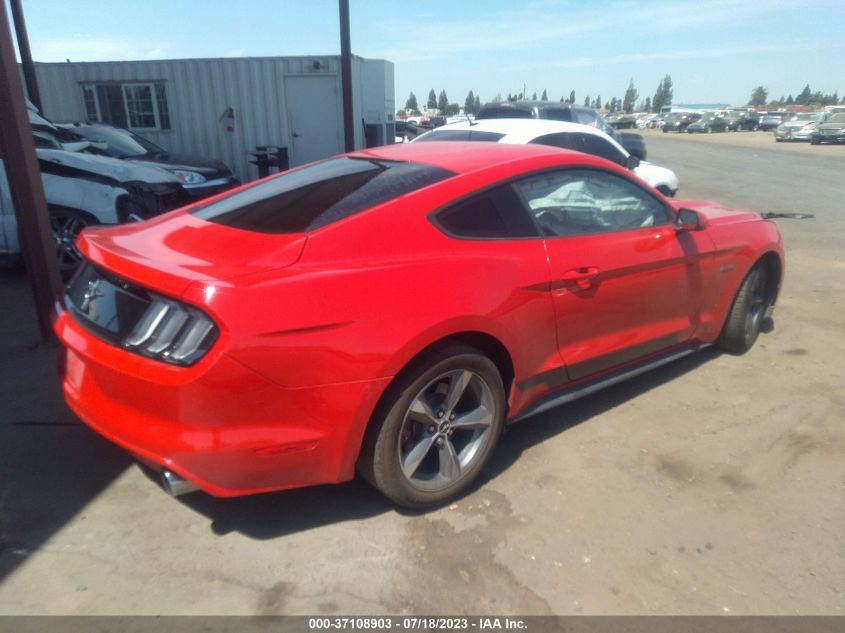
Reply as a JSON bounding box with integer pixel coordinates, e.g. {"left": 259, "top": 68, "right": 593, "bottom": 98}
{"left": 78, "top": 210, "right": 307, "bottom": 298}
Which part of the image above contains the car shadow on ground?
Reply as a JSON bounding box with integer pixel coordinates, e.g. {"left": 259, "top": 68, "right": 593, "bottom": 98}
{"left": 0, "top": 269, "right": 132, "bottom": 584}
{"left": 176, "top": 346, "right": 723, "bottom": 540}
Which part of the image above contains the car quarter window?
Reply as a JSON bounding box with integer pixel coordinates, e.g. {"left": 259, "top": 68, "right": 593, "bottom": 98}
{"left": 513, "top": 169, "right": 671, "bottom": 238}
{"left": 435, "top": 184, "right": 539, "bottom": 239}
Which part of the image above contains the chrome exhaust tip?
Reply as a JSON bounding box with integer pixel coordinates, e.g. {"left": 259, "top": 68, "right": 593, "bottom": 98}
{"left": 160, "top": 469, "right": 199, "bottom": 497}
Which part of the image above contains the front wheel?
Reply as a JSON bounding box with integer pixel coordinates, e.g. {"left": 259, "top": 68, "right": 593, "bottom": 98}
{"left": 717, "top": 263, "right": 772, "bottom": 354}
{"left": 359, "top": 344, "right": 505, "bottom": 508}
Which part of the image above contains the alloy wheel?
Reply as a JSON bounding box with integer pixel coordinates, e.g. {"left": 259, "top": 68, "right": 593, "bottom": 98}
{"left": 50, "top": 210, "right": 88, "bottom": 274}
{"left": 397, "top": 369, "right": 495, "bottom": 490}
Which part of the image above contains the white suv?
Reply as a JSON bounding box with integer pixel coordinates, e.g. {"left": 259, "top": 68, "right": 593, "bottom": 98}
{"left": 413, "top": 118, "right": 679, "bottom": 197}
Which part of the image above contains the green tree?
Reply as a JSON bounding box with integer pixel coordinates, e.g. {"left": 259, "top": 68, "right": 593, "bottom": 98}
{"left": 569, "top": 90, "right": 576, "bottom": 104}
{"left": 644, "top": 96, "right": 651, "bottom": 112}
{"left": 652, "top": 79, "right": 665, "bottom": 112}
{"left": 584, "top": 95, "right": 590, "bottom": 107}
{"left": 464, "top": 90, "right": 476, "bottom": 114}
{"left": 662, "top": 75, "right": 673, "bottom": 107}
{"left": 749, "top": 86, "right": 768, "bottom": 107}
{"left": 437, "top": 90, "right": 449, "bottom": 113}
{"left": 595, "top": 95, "right": 602, "bottom": 109}
{"left": 475, "top": 95, "right": 481, "bottom": 112}
{"left": 795, "top": 84, "right": 811, "bottom": 105}
{"left": 446, "top": 103, "right": 460, "bottom": 116}
{"left": 541, "top": 89, "right": 548, "bottom": 101}
{"left": 405, "top": 92, "right": 418, "bottom": 112}
{"left": 427, "top": 89, "right": 437, "bottom": 110}
{"left": 623, "top": 79, "right": 638, "bottom": 114}
{"left": 785, "top": 94, "right": 794, "bottom": 105}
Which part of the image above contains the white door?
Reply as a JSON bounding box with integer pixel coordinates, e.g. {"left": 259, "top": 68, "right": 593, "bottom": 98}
{"left": 284, "top": 76, "right": 342, "bottom": 166}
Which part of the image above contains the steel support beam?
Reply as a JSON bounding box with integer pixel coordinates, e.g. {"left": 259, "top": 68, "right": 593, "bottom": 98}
{"left": 0, "top": 1, "right": 61, "bottom": 342}
{"left": 339, "top": 0, "right": 354, "bottom": 152}
{"left": 9, "top": 0, "right": 41, "bottom": 112}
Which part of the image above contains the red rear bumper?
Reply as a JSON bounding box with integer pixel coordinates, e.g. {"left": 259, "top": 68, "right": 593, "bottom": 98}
{"left": 55, "top": 308, "right": 389, "bottom": 497}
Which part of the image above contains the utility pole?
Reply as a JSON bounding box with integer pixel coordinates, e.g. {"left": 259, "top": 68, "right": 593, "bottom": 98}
{"left": 339, "top": 0, "right": 354, "bottom": 152}
{"left": 9, "top": 0, "right": 41, "bottom": 112}
{"left": 0, "top": 1, "right": 61, "bottom": 343}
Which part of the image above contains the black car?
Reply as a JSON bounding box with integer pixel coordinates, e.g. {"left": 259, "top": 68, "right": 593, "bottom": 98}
{"left": 810, "top": 112, "right": 845, "bottom": 144}
{"left": 59, "top": 123, "right": 240, "bottom": 199}
{"left": 661, "top": 112, "right": 701, "bottom": 133}
{"left": 476, "top": 100, "right": 647, "bottom": 160}
{"left": 724, "top": 110, "right": 760, "bottom": 131}
{"left": 758, "top": 112, "right": 795, "bottom": 132}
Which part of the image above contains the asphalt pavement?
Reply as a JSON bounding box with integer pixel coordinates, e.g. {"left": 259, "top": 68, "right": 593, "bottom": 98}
{"left": 0, "top": 131, "right": 843, "bottom": 615}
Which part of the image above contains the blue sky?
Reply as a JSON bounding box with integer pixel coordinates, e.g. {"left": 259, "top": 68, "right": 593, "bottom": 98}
{"left": 10, "top": 0, "right": 844, "bottom": 108}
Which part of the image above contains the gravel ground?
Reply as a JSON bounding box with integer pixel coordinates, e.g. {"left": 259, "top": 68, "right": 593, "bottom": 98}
{"left": 0, "top": 131, "right": 843, "bottom": 616}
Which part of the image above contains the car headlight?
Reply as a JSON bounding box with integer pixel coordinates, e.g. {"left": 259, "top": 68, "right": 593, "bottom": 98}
{"left": 170, "top": 169, "right": 207, "bottom": 185}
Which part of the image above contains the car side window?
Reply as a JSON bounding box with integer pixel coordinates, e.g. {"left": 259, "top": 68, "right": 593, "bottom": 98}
{"left": 435, "top": 185, "right": 538, "bottom": 239}
{"left": 573, "top": 134, "right": 628, "bottom": 167}
{"left": 513, "top": 169, "right": 670, "bottom": 238}
{"left": 529, "top": 133, "right": 576, "bottom": 151}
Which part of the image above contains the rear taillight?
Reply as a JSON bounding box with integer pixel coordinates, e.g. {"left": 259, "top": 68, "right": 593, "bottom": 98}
{"left": 123, "top": 296, "right": 218, "bottom": 365}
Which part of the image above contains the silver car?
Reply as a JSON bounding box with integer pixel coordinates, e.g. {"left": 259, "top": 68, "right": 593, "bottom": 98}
{"left": 774, "top": 112, "right": 829, "bottom": 142}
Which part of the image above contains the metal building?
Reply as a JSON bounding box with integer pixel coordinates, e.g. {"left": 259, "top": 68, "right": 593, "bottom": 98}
{"left": 33, "top": 55, "right": 395, "bottom": 183}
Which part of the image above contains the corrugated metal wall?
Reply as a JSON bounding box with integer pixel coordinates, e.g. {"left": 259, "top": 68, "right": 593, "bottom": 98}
{"left": 34, "top": 56, "right": 393, "bottom": 183}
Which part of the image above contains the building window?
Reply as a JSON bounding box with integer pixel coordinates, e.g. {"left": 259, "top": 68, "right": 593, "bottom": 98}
{"left": 80, "top": 82, "right": 171, "bottom": 131}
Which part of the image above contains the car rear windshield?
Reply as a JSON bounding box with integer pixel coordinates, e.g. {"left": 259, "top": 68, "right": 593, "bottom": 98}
{"left": 414, "top": 129, "right": 506, "bottom": 143}
{"left": 192, "top": 157, "right": 455, "bottom": 233}
{"left": 476, "top": 106, "right": 534, "bottom": 119}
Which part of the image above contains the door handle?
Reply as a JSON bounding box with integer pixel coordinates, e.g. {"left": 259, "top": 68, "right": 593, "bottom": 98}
{"left": 558, "top": 267, "right": 600, "bottom": 291}
{"left": 560, "top": 267, "right": 600, "bottom": 281}
{"left": 292, "top": 132, "right": 301, "bottom": 138}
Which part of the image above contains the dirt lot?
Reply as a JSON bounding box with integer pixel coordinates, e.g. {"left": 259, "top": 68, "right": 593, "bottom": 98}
{"left": 0, "top": 131, "right": 843, "bottom": 616}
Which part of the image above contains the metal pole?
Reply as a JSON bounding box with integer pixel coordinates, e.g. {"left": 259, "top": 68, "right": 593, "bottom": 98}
{"left": 0, "top": 1, "right": 61, "bottom": 343}
{"left": 339, "top": 0, "right": 354, "bottom": 152}
{"left": 9, "top": 0, "right": 41, "bottom": 112}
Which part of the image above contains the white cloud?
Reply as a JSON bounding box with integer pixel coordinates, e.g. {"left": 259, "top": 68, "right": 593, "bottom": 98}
{"left": 32, "top": 34, "right": 169, "bottom": 62}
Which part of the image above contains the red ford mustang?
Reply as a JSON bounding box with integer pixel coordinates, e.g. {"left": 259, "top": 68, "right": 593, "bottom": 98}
{"left": 55, "top": 142, "right": 784, "bottom": 508}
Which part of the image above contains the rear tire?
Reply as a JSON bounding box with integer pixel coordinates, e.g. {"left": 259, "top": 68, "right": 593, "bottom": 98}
{"left": 717, "top": 263, "right": 772, "bottom": 354}
{"left": 358, "top": 344, "right": 505, "bottom": 509}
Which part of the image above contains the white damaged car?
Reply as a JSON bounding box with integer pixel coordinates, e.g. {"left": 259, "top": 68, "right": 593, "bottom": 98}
{"left": 413, "top": 118, "right": 679, "bottom": 197}
{"left": 1, "top": 110, "right": 188, "bottom": 274}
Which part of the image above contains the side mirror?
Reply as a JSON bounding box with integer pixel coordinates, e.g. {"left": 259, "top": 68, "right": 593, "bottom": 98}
{"left": 626, "top": 155, "right": 640, "bottom": 169}
{"left": 675, "top": 208, "right": 703, "bottom": 231}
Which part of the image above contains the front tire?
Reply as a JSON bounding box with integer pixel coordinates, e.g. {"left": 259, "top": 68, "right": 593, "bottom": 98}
{"left": 717, "top": 263, "right": 772, "bottom": 354}
{"left": 359, "top": 344, "right": 505, "bottom": 509}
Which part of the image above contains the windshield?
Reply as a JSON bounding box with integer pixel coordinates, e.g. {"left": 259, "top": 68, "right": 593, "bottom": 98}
{"left": 795, "top": 113, "right": 822, "bottom": 122}
{"left": 68, "top": 126, "right": 165, "bottom": 158}
{"left": 827, "top": 113, "right": 845, "bottom": 124}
